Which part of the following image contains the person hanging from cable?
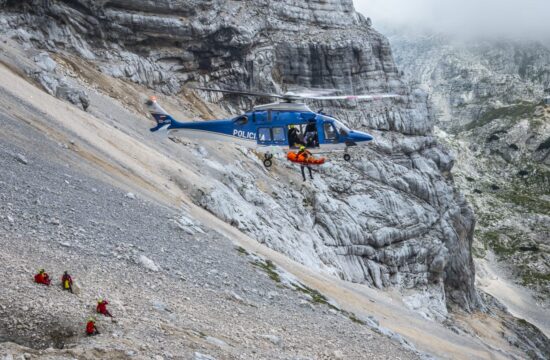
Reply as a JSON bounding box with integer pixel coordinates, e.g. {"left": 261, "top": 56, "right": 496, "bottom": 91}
{"left": 297, "top": 145, "right": 314, "bottom": 181}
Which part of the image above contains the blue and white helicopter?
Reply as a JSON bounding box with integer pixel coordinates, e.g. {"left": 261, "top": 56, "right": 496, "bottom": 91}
{"left": 146, "top": 87, "right": 400, "bottom": 167}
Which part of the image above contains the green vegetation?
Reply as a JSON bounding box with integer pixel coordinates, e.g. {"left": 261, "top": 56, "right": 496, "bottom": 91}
{"left": 521, "top": 271, "right": 550, "bottom": 287}
{"left": 293, "top": 283, "right": 339, "bottom": 309}
{"left": 495, "top": 189, "right": 550, "bottom": 215}
{"left": 516, "top": 319, "right": 540, "bottom": 334}
{"left": 470, "top": 163, "right": 550, "bottom": 215}
{"left": 479, "top": 231, "right": 517, "bottom": 257}
{"left": 490, "top": 240, "right": 518, "bottom": 257}
{"left": 236, "top": 246, "right": 249, "bottom": 255}
{"left": 293, "top": 282, "right": 371, "bottom": 327}
{"left": 513, "top": 164, "right": 550, "bottom": 190}
{"left": 251, "top": 259, "right": 281, "bottom": 283}
{"left": 464, "top": 102, "right": 538, "bottom": 131}
{"left": 475, "top": 229, "right": 526, "bottom": 258}
{"left": 474, "top": 207, "right": 505, "bottom": 228}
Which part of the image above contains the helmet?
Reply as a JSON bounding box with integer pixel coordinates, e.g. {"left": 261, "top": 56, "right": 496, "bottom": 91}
{"left": 299, "top": 145, "right": 306, "bottom": 151}
{"left": 98, "top": 299, "right": 103, "bottom": 304}
{"left": 289, "top": 125, "right": 295, "bottom": 129}
{"left": 88, "top": 317, "right": 95, "bottom": 323}
{"left": 39, "top": 269, "right": 45, "bottom": 274}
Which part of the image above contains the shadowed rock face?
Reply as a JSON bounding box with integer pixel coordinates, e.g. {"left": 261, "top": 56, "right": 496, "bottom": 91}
{"left": 1, "top": 0, "right": 480, "bottom": 312}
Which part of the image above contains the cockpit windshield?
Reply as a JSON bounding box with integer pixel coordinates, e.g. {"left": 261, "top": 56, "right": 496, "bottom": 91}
{"left": 333, "top": 120, "right": 350, "bottom": 136}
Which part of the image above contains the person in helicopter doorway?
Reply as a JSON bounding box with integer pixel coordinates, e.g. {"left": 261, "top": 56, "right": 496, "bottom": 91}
{"left": 297, "top": 145, "right": 314, "bottom": 182}
{"left": 303, "top": 120, "right": 319, "bottom": 147}
{"left": 288, "top": 125, "right": 304, "bottom": 148}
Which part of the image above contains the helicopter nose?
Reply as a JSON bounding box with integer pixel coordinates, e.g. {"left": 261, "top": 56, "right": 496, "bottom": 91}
{"left": 348, "top": 131, "right": 374, "bottom": 142}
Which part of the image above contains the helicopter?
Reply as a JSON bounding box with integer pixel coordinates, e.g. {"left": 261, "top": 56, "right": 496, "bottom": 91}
{"left": 146, "top": 87, "right": 400, "bottom": 168}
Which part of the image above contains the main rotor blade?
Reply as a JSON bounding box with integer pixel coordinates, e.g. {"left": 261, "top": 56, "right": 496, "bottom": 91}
{"left": 285, "top": 88, "right": 340, "bottom": 97}
{"left": 306, "top": 94, "right": 402, "bottom": 101}
{"left": 190, "top": 86, "right": 401, "bottom": 102}
{"left": 190, "top": 86, "right": 285, "bottom": 99}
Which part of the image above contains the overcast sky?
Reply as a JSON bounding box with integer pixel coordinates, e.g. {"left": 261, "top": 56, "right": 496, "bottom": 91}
{"left": 353, "top": 0, "right": 550, "bottom": 39}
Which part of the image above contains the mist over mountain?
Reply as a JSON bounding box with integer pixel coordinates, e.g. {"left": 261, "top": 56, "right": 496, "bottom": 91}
{"left": 354, "top": 0, "right": 550, "bottom": 41}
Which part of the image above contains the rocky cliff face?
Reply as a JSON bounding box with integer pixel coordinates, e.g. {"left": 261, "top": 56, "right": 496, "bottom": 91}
{"left": 1, "top": 0, "right": 480, "bottom": 314}
{"left": 387, "top": 31, "right": 550, "bottom": 305}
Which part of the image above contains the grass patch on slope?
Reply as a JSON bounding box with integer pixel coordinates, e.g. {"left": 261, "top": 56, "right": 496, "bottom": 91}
{"left": 521, "top": 271, "right": 550, "bottom": 287}
{"left": 495, "top": 189, "right": 550, "bottom": 215}
{"left": 478, "top": 231, "right": 517, "bottom": 257}
{"left": 251, "top": 259, "right": 281, "bottom": 283}
{"left": 236, "top": 246, "right": 249, "bottom": 255}
{"left": 293, "top": 283, "right": 367, "bottom": 325}
{"left": 464, "top": 102, "right": 538, "bottom": 131}
{"left": 293, "top": 283, "right": 338, "bottom": 309}
{"left": 475, "top": 230, "right": 528, "bottom": 258}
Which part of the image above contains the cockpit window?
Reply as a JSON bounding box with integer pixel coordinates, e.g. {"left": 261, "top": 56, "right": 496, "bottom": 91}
{"left": 324, "top": 122, "right": 338, "bottom": 140}
{"left": 333, "top": 120, "right": 350, "bottom": 136}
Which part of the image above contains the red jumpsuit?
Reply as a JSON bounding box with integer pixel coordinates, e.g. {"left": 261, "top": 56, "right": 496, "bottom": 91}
{"left": 97, "top": 300, "right": 113, "bottom": 317}
{"left": 86, "top": 321, "right": 98, "bottom": 335}
{"left": 34, "top": 272, "right": 51, "bottom": 285}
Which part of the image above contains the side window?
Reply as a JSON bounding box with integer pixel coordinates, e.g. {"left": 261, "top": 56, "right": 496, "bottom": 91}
{"left": 258, "top": 128, "right": 272, "bottom": 142}
{"left": 324, "top": 122, "right": 338, "bottom": 140}
{"left": 272, "top": 127, "right": 285, "bottom": 142}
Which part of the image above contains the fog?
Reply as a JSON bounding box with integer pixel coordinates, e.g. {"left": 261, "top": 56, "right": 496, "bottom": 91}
{"left": 353, "top": 0, "right": 550, "bottom": 40}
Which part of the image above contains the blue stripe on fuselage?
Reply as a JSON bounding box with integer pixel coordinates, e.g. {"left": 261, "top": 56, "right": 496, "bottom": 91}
{"left": 168, "top": 119, "right": 258, "bottom": 141}
{"left": 169, "top": 119, "right": 233, "bottom": 135}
